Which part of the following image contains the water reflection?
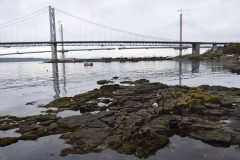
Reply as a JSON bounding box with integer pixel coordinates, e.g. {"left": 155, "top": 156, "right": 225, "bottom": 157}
{"left": 192, "top": 61, "right": 200, "bottom": 73}
{"left": 62, "top": 63, "right": 67, "bottom": 96}
{"left": 179, "top": 61, "right": 182, "bottom": 85}
{"left": 211, "top": 61, "right": 224, "bottom": 72}
{"left": 52, "top": 63, "right": 60, "bottom": 98}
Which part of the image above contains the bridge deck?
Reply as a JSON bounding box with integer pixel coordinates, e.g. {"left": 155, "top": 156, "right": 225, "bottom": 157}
{"left": 0, "top": 41, "right": 234, "bottom": 48}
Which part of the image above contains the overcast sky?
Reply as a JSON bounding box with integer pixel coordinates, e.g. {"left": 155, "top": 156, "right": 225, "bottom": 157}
{"left": 0, "top": 0, "right": 240, "bottom": 58}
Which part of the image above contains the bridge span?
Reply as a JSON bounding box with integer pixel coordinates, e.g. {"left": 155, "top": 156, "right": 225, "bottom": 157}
{"left": 0, "top": 40, "right": 232, "bottom": 56}
{"left": 0, "top": 6, "right": 239, "bottom": 60}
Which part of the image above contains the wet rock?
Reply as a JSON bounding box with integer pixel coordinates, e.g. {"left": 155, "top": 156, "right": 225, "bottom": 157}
{"left": 0, "top": 124, "right": 19, "bottom": 131}
{"left": 220, "top": 100, "right": 233, "bottom": 108}
{"left": 104, "top": 135, "right": 122, "bottom": 149}
{"left": 79, "top": 103, "right": 98, "bottom": 113}
{"left": 101, "top": 98, "right": 111, "bottom": 104}
{"left": 207, "top": 109, "right": 224, "bottom": 116}
{"left": 44, "top": 109, "right": 59, "bottom": 114}
{"left": 48, "top": 123, "right": 58, "bottom": 130}
{"left": 96, "top": 111, "right": 114, "bottom": 119}
{"left": 98, "top": 106, "right": 107, "bottom": 111}
{"left": 135, "top": 79, "right": 149, "bottom": 84}
{"left": 208, "top": 116, "right": 219, "bottom": 122}
{"left": 142, "top": 112, "right": 153, "bottom": 123}
{"left": 24, "top": 114, "right": 60, "bottom": 122}
{"left": 20, "top": 134, "right": 39, "bottom": 140}
{"left": 191, "top": 105, "right": 206, "bottom": 115}
{"left": 100, "top": 84, "right": 120, "bottom": 91}
{"left": 112, "top": 76, "right": 119, "bottom": 79}
{"left": 2, "top": 79, "right": 240, "bottom": 158}
{"left": 120, "top": 81, "right": 135, "bottom": 84}
{"left": 230, "top": 68, "right": 240, "bottom": 75}
{"left": 57, "top": 115, "right": 96, "bottom": 128}
{"left": 39, "top": 120, "right": 55, "bottom": 126}
{"left": 203, "top": 95, "right": 220, "bottom": 104}
{"left": 0, "top": 116, "right": 7, "bottom": 120}
{"left": 231, "top": 132, "right": 240, "bottom": 145}
{"left": 226, "top": 119, "right": 240, "bottom": 132}
{"left": 189, "top": 127, "right": 231, "bottom": 145}
{"left": 118, "top": 128, "right": 169, "bottom": 158}
{"left": 204, "top": 103, "right": 220, "bottom": 109}
{"left": 25, "top": 101, "right": 36, "bottom": 105}
{"left": 97, "top": 80, "right": 113, "bottom": 85}
{"left": 100, "top": 117, "right": 115, "bottom": 125}
{"left": 59, "top": 127, "right": 111, "bottom": 156}
{"left": 37, "top": 127, "right": 47, "bottom": 134}
{"left": 41, "top": 97, "right": 74, "bottom": 108}
{"left": 60, "top": 148, "right": 75, "bottom": 157}
{"left": 125, "top": 114, "right": 144, "bottom": 129}
{"left": 0, "top": 137, "right": 18, "bottom": 147}
{"left": 117, "top": 141, "right": 137, "bottom": 155}
{"left": 87, "top": 119, "right": 108, "bottom": 128}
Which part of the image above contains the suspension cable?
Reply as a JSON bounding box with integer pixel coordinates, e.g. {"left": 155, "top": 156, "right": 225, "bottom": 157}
{"left": 0, "top": 7, "right": 48, "bottom": 27}
{"left": 55, "top": 8, "right": 173, "bottom": 41}
{"left": 0, "top": 10, "right": 49, "bottom": 29}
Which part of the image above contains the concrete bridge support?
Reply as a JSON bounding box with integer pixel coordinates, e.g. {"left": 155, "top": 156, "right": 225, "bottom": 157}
{"left": 212, "top": 44, "right": 217, "bottom": 54}
{"left": 192, "top": 43, "right": 200, "bottom": 55}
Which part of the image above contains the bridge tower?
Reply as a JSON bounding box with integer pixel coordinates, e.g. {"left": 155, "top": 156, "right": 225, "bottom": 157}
{"left": 49, "top": 6, "right": 57, "bottom": 61}
{"left": 177, "top": 9, "right": 189, "bottom": 56}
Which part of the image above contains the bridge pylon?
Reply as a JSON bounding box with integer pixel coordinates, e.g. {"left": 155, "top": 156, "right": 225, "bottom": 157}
{"left": 177, "top": 8, "right": 189, "bottom": 57}
{"left": 49, "top": 6, "right": 57, "bottom": 62}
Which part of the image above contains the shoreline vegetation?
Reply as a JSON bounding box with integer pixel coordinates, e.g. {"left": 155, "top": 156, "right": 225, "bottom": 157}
{"left": 1, "top": 79, "right": 240, "bottom": 158}
{"left": 174, "top": 42, "right": 240, "bottom": 61}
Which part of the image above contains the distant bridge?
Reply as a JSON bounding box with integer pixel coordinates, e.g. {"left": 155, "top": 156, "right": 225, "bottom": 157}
{"left": 0, "top": 6, "right": 238, "bottom": 60}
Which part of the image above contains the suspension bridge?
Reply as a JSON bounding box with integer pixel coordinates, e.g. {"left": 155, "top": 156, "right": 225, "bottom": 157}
{"left": 0, "top": 6, "right": 238, "bottom": 61}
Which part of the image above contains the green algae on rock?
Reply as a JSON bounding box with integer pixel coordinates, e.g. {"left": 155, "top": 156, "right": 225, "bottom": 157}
{"left": 1, "top": 79, "right": 240, "bottom": 159}
{"left": 0, "top": 137, "right": 19, "bottom": 147}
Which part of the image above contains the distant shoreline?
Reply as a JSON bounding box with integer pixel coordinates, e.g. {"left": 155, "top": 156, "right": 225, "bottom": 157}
{"left": 44, "top": 57, "right": 173, "bottom": 63}
{"left": 0, "top": 58, "right": 44, "bottom": 63}
{"left": 0, "top": 57, "right": 173, "bottom": 63}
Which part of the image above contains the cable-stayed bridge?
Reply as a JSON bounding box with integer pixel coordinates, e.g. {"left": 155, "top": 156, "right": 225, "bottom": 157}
{"left": 0, "top": 6, "right": 239, "bottom": 60}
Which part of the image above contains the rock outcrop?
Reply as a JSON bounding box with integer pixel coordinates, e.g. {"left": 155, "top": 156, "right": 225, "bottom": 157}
{"left": 1, "top": 79, "right": 240, "bottom": 158}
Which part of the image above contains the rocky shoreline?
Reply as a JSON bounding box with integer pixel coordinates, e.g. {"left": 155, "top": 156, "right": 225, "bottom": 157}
{"left": 1, "top": 79, "right": 240, "bottom": 158}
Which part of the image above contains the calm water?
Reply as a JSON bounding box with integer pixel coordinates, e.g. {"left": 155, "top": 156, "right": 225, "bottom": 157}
{"left": 0, "top": 60, "right": 240, "bottom": 159}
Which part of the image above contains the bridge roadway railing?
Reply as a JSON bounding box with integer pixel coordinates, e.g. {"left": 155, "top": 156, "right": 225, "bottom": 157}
{"left": 0, "top": 40, "right": 232, "bottom": 48}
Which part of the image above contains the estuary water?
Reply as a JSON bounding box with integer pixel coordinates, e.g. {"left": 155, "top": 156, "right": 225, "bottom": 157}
{"left": 0, "top": 60, "right": 240, "bottom": 160}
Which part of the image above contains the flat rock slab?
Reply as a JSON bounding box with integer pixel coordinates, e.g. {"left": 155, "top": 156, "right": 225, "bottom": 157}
{"left": 60, "top": 128, "right": 112, "bottom": 150}
{"left": 208, "top": 109, "right": 224, "bottom": 116}
{"left": 100, "top": 117, "right": 116, "bottom": 125}
{"left": 48, "top": 122, "right": 58, "bottom": 130}
{"left": 87, "top": 119, "right": 108, "bottom": 128}
{"left": 57, "top": 115, "right": 96, "bottom": 128}
{"left": 204, "top": 103, "right": 220, "bottom": 109}
{"left": 190, "top": 128, "right": 231, "bottom": 145}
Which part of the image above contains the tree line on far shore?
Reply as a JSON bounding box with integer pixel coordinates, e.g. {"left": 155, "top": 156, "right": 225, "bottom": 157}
{"left": 221, "top": 43, "right": 240, "bottom": 55}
